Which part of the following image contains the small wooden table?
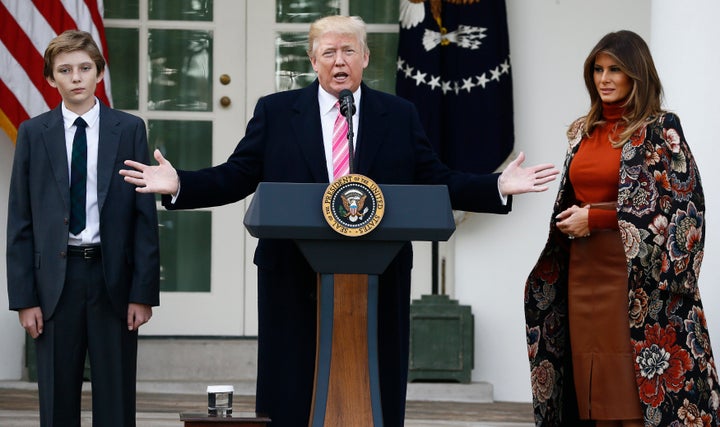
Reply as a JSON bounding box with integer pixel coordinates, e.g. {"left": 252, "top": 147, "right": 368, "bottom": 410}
{"left": 180, "top": 412, "right": 271, "bottom": 427}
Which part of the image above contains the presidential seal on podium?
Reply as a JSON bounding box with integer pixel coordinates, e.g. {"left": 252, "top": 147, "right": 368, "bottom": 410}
{"left": 322, "top": 174, "right": 385, "bottom": 237}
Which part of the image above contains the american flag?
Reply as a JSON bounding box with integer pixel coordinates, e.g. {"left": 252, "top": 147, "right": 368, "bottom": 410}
{"left": 0, "top": 0, "right": 112, "bottom": 143}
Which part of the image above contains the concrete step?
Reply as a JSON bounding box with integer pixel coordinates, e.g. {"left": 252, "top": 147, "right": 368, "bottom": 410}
{"left": 137, "top": 337, "right": 258, "bottom": 382}
{"left": 135, "top": 337, "right": 494, "bottom": 403}
{"left": 407, "top": 381, "right": 493, "bottom": 403}
{"left": 131, "top": 380, "right": 494, "bottom": 403}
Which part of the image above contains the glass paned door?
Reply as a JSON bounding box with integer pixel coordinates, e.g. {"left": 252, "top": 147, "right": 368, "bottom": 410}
{"left": 104, "top": 0, "right": 249, "bottom": 335}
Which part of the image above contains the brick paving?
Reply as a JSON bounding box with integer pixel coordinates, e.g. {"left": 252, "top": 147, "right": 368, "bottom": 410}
{"left": 0, "top": 386, "right": 535, "bottom": 425}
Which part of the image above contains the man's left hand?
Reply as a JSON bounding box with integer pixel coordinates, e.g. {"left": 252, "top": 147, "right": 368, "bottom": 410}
{"left": 498, "top": 152, "right": 559, "bottom": 196}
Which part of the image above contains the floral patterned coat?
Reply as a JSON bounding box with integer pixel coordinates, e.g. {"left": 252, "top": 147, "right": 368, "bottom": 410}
{"left": 524, "top": 112, "right": 720, "bottom": 426}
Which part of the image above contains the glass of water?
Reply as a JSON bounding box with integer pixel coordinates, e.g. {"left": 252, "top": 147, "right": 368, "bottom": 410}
{"left": 207, "top": 385, "right": 234, "bottom": 416}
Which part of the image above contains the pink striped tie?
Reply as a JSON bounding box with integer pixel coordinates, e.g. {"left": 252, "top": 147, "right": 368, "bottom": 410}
{"left": 332, "top": 102, "right": 349, "bottom": 179}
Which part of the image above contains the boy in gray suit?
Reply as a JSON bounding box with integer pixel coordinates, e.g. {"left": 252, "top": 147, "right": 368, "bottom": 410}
{"left": 6, "top": 30, "right": 159, "bottom": 427}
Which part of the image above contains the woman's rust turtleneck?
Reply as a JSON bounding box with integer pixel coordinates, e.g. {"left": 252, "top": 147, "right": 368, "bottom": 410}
{"left": 569, "top": 103, "right": 625, "bottom": 230}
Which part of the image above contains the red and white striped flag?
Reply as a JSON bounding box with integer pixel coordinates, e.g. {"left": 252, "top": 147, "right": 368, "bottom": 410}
{"left": 0, "top": 0, "right": 112, "bottom": 143}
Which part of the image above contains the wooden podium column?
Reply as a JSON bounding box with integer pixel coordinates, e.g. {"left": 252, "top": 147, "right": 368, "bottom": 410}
{"left": 309, "top": 273, "right": 383, "bottom": 427}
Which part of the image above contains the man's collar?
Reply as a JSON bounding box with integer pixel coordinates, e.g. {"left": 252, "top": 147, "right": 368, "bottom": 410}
{"left": 317, "top": 85, "right": 362, "bottom": 116}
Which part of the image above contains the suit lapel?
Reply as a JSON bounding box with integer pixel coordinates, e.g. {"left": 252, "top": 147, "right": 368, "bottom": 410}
{"left": 291, "top": 81, "right": 329, "bottom": 182}
{"left": 43, "top": 106, "right": 71, "bottom": 210}
{"left": 96, "top": 103, "right": 120, "bottom": 214}
{"left": 355, "top": 83, "right": 388, "bottom": 175}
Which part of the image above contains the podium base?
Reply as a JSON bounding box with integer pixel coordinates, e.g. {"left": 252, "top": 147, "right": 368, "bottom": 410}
{"left": 309, "top": 273, "right": 383, "bottom": 427}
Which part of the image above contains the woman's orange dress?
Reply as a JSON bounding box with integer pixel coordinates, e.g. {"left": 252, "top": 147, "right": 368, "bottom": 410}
{"left": 566, "top": 103, "right": 643, "bottom": 421}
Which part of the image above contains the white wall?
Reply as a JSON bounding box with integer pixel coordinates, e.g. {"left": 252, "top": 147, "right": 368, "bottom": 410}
{"left": 454, "top": 0, "right": 720, "bottom": 403}
{"left": 650, "top": 0, "right": 720, "bottom": 395}
{"left": 0, "top": 132, "right": 24, "bottom": 379}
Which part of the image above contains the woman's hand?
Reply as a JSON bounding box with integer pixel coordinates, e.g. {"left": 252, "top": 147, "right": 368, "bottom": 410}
{"left": 555, "top": 204, "right": 591, "bottom": 239}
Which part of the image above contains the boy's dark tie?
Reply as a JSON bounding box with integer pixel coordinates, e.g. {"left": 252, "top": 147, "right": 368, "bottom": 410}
{"left": 70, "top": 117, "right": 87, "bottom": 235}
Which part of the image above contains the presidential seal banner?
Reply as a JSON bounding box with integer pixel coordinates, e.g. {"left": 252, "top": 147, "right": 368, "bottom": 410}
{"left": 396, "top": 0, "right": 514, "bottom": 174}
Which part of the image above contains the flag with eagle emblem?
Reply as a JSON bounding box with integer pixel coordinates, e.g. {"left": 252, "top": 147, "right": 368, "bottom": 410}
{"left": 396, "top": 0, "right": 513, "bottom": 174}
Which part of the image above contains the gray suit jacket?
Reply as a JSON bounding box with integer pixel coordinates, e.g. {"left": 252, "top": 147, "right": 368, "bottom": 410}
{"left": 6, "top": 102, "right": 160, "bottom": 318}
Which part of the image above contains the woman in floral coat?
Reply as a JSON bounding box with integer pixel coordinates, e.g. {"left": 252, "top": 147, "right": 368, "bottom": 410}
{"left": 525, "top": 30, "right": 720, "bottom": 427}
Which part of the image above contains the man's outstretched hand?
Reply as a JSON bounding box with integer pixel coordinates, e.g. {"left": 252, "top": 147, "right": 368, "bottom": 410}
{"left": 498, "top": 152, "right": 559, "bottom": 196}
{"left": 120, "top": 149, "right": 180, "bottom": 195}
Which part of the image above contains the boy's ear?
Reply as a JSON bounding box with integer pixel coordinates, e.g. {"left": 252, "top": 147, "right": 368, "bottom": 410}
{"left": 96, "top": 69, "right": 104, "bottom": 83}
{"left": 46, "top": 75, "right": 57, "bottom": 88}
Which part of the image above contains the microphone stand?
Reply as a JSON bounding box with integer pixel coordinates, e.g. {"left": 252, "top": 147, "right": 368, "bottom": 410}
{"left": 343, "top": 105, "right": 355, "bottom": 175}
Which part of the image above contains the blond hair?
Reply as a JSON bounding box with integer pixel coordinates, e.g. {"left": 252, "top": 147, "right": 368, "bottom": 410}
{"left": 307, "top": 15, "right": 369, "bottom": 58}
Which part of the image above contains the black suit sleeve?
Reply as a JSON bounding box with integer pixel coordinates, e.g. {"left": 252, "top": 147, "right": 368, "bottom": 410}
{"left": 6, "top": 122, "right": 40, "bottom": 310}
{"left": 163, "top": 97, "right": 270, "bottom": 210}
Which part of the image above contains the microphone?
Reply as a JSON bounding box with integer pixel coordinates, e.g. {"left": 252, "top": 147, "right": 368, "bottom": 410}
{"left": 338, "top": 89, "right": 355, "bottom": 174}
{"left": 339, "top": 89, "right": 356, "bottom": 116}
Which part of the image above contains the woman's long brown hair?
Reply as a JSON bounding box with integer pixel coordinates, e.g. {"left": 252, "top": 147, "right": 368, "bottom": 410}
{"left": 578, "top": 30, "right": 664, "bottom": 147}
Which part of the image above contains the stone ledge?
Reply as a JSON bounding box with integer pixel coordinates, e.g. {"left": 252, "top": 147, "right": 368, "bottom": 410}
{"left": 0, "top": 380, "right": 494, "bottom": 404}
{"left": 407, "top": 381, "right": 493, "bottom": 403}
{"left": 137, "top": 338, "right": 258, "bottom": 382}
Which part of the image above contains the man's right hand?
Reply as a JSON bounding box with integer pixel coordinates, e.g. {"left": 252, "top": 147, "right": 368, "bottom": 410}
{"left": 120, "top": 149, "right": 180, "bottom": 195}
{"left": 19, "top": 307, "right": 44, "bottom": 339}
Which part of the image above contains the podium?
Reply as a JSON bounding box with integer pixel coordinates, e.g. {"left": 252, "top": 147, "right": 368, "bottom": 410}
{"left": 244, "top": 182, "right": 455, "bottom": 427}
